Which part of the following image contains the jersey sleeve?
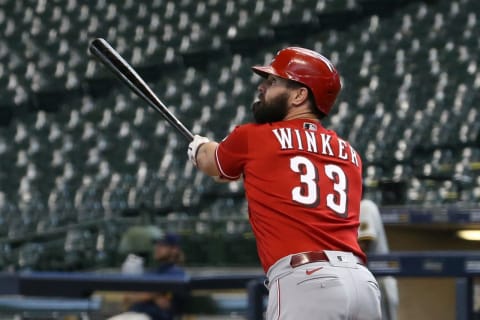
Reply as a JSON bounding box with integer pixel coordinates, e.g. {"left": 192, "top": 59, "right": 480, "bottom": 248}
{"left": 215, "top": 125, "right": 249, "bottom": 180}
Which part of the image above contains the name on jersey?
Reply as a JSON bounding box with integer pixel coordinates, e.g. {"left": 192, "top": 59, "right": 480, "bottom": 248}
{"left": 272, "top": 128, "right": 360, "bottom": 167}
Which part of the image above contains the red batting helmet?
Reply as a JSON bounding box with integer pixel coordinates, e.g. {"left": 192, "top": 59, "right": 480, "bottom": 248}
{"left": 251, "top": 47, "right": 341, "bottom": 116}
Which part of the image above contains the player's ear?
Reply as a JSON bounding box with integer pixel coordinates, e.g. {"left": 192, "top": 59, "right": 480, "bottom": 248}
{"left": 290, "top": 86, "right": 310, "bottom": 107}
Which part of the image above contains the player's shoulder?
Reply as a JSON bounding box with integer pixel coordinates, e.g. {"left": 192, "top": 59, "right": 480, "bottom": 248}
{"left": 221, "top": 123, "right": 259, "bottom": 144}
{"left": 360, "top": 199, "right": 381, "bottom": 217}
{"left": 230, "top": 122, "right": 277, "bottom": 135}
{"left": 360, "top": 199, "right": 378, "bottom": 208}
{"left": 231, "top": 123, "right": 259, "bottom": 131}
{"left": 360, "top": 199, "right": 376, "bottom": 206}
{"left": 225, "top": 123, "right": 256, "bottom": 139}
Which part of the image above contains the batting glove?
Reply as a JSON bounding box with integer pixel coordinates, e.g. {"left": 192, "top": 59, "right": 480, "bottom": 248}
{"left": 188, "top": 134, "right": 210, "bottom": 167}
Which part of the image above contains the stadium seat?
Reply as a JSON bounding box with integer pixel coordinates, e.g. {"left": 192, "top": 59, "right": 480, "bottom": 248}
{"left": 64, "top": 227, "right": 96, "bottom": 270}
{"left": 0, "top": 241, "right": 13, "bottom": 269}
{"left": 47, "top": 179, "right": 76, "bottom": 224}
{"left": 0, "top": 0, "right": 479, "bottom": 272}
{"left": 16, "top": 242, "right": 44, "bottom": 271}
{"left": 94, "top": 222, "right": 123, "bottom": 267}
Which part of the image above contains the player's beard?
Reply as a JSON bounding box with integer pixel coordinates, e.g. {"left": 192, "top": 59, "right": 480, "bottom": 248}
{"left": 252, "top": 92, "right": 289, "bottom": 124}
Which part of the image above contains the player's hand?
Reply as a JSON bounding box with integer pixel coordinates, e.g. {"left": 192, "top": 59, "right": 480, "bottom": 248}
{"left": 188, "top": 134, "right": 210, "bottom": 167}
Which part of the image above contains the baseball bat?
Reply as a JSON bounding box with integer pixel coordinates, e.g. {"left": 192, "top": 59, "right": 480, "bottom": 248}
{"left": 88, "top": 38, "right": 194, "bottom": 142}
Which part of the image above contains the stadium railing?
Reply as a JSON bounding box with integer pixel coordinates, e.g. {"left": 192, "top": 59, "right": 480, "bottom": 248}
{"left": 0, "top": 251, "right": 479, "bottom": 319}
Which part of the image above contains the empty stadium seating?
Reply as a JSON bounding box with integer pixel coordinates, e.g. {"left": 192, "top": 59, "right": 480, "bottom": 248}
{"left": 0, "top": 0, "right": 478, "bottom": 269}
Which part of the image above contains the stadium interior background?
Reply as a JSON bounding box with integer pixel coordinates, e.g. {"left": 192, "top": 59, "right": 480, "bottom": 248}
{"left": 0, "top": 0, "right": 479, "bottom": 318}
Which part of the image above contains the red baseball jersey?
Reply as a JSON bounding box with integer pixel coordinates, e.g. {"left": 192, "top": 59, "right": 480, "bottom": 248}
{"left": 215, "top": 119, "right": 366, "bottom": 272}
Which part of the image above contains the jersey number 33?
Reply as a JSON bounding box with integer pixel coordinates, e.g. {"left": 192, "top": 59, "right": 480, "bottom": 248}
{"left": 290, "top": 156, "right": 347, "bottom": 217}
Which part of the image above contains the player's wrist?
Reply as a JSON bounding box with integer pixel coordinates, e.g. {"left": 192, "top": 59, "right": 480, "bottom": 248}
{"left": 188, "top": 135, "right": 210, "bottom": 166}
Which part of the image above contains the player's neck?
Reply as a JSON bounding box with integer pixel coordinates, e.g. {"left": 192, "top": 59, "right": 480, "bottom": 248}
{"left": 284, "top": 111, "right": 320, "bottom": 122}
{"left": 283, "top": 103, "right": 320, "bottom": 122}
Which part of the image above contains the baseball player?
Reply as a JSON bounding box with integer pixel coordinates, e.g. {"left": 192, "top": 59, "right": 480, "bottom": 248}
{"left": 359, "top": 199, "right": 399, "bottom": 320}
{"left": 188, "top": 47, "right": 381, "bottom": 319}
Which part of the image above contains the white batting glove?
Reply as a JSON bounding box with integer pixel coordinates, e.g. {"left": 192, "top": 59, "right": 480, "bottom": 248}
{"left": 188, "top": 134, "right": 210, "bottom": 167}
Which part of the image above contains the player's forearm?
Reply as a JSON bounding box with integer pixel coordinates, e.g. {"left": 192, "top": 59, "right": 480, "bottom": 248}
{"left": 196, "top": 141, "right": 220, "bottom": 177}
